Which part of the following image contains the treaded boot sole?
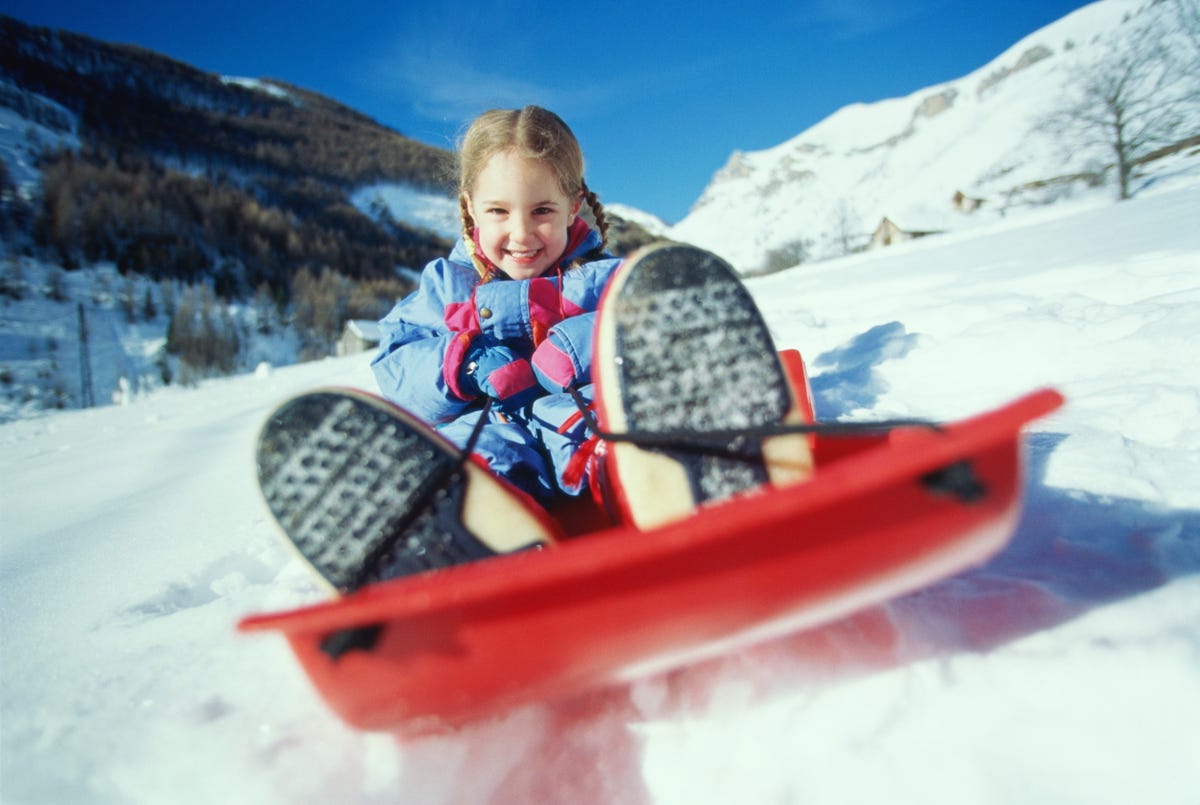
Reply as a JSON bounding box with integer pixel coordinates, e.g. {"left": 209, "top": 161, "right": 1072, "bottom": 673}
{"left": 595, "top": 243, "right": 813, "bottom": 529}
{"left": 257, "top": 389, "right": 555, "bottom": 593}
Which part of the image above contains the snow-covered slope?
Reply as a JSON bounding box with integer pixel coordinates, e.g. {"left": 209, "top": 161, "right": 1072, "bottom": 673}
{"left": 671, "top": 0, "right": 1200, "bottom": 271}
{"left": 604, "top": 202, "right": 672, "bottom": 237}
{"left": 350, "top": 182, "right": 461, "bottom": 241}
{"left": 3, "top": 176, "right": 1198, "bottom": 803}
{"left": 0, "top": 77, "right": 80, "bottom": 193}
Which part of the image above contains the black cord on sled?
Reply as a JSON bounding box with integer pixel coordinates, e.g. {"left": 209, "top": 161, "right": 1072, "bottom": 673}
{"left": 323, "top": 398, "right": 499, "bottom": 659}
{"left": 564, "top": 385, "right": 942, "bottom": 458}
{"left": 341, "top": 398, "right": 496, "bottom": 594}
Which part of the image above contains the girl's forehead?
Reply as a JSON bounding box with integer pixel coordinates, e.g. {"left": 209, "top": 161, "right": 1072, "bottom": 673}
{"left": 473, "top": 151, "right": 565, "bottom": 199}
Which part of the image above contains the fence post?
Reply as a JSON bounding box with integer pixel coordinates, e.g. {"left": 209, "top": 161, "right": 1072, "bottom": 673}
{"left": 78, "top": 302, "right": 94, "bottom": 408}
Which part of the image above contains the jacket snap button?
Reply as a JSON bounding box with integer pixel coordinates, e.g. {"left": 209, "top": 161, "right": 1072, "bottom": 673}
{"left": 479, "top": 307, "right": 493, "bottom": 319}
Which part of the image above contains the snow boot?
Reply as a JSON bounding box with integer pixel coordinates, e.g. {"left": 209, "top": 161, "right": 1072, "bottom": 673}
{"left": 257, "top": 389, "right": 559, "bottom": 594}
{"left": 593, "top": 243, "right": 813, "bottom": 530}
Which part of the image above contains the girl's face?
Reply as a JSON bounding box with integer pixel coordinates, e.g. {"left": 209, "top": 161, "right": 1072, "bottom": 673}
{"left": 468, "top": 150, "right": 582, "bottom": 280}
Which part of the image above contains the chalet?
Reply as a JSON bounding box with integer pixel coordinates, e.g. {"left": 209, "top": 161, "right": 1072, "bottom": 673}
{"left": 869, "top": 217, "right": 942, "bottom": 249}
{"left": 952, "top": 190, "right": 985, "bottom": 213}
{"left": 337, "top": 319, "right": 382, "bottom": 356}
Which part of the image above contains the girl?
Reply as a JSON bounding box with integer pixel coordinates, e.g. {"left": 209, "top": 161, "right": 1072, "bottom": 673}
{"left": 257, "top": 107, "right": 812, "bottom": 594}
{"left": 370, "top": 105, "right": 620, "bottom": 504}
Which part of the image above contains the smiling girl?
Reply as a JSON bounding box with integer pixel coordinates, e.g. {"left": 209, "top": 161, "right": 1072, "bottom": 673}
{"left": 370, "top": 106, "right": 620, "bottom": 504}
{"left": 258, "top": 106, "right": 811, "bottom": 591}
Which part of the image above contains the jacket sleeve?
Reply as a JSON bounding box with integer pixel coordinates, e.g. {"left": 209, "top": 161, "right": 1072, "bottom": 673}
{"left": 370, "top": 259, "right": 479, "bottom": 423}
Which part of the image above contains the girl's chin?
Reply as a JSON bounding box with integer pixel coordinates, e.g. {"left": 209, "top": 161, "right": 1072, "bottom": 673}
{"left": 498, "top": 257, "right": 552, "bottom": 278}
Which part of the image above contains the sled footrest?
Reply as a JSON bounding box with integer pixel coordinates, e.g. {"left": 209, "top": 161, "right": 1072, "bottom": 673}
{"left": 921, "top": 460, "right": 987, "bottom": 503}
{"left": 321, "top": 624, "right": 384, "bottom": 659}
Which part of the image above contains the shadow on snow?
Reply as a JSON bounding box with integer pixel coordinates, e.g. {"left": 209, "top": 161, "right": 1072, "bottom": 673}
{"left": 891, "top": 430, "right": 1200, "bottom": 653}
{"left": 808, "top": 320, "right": 921, "bottom": 416}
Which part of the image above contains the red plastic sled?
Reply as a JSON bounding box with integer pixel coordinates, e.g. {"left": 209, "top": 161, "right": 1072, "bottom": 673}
{"left": 239, "top": 351, "right": 1062, "bottom": 735}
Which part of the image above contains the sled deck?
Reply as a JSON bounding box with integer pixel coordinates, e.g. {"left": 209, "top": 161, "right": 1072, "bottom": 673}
{"left": 240, "top": 351, "right": 1062, "bottom": 735}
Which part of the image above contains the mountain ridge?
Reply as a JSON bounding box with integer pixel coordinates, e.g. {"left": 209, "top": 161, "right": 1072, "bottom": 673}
{"left": 669, "top": 0, "right": 1200, "bottom": 272}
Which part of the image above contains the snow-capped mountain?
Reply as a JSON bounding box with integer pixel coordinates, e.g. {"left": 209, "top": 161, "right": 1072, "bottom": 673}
{"left": 670, "top": 0, "right": 1200, "bottom": 272}
{"left": 603, "top": 203, "right": 672, "bottom": 238}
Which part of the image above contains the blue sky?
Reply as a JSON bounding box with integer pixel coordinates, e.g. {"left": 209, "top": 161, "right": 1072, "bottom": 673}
{"left": 3, "top": 0, "right": 1096, "bottom": 223}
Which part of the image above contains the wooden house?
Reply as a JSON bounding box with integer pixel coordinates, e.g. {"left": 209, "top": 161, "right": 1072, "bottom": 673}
{"left": 337, "top": 319, "right": 382, "bottom": 356}
{"left": 869, "top": 217, "right": 942, "bottom": 249}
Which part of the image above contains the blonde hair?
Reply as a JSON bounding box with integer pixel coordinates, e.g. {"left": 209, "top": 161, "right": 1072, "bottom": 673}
{"left": 458, "top": 106, "right": 608, "bottom": 280}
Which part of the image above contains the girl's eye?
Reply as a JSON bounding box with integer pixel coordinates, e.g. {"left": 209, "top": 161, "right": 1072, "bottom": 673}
{"left": 486, "top": 208, "right": 507, "bottom": 216}
{"left": 534, "top": 207, "right": 554, "bottom": 216}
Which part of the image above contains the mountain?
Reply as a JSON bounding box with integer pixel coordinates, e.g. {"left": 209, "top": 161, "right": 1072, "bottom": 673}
{"left": 0, "top": 14, "right": 458, "bottom": 291}
{"left": 0, "top": 14, "right": 661, "bottom": 419}
{"left": 670, "top": 0, "right": 1200, "bottom": 272}
{"left": 0, "top": 13, "right": 660, "bottom": 283}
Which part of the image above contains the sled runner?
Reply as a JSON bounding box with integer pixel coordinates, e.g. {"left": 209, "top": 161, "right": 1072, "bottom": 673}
{"left": 241, "top": 343, "right": 1062, "bottom": 734}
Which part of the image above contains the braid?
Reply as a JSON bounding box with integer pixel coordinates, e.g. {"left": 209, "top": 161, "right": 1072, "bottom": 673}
{"left": 582, "top": 181, "right": 609, "bottom": 251}
{"left": 458, "top": 193, "right": 492, "bottom": 281}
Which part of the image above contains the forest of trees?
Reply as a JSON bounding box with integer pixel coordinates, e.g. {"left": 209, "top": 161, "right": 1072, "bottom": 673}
{"left": 0, "top": 16, "right": 451, "bottom": 188}
{"left": 0, "top": 14, "right": 463, "bottom": 382}
{"left": 1, "top": 14, "right": 457, "bottom": 296}
{"left": 32, "top": 149, "right": 445, "bottom": 297}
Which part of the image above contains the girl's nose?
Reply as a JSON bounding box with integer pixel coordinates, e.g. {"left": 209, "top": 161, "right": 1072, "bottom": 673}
{"left": 511, "top": 214, "right": 535, "bottom": 240}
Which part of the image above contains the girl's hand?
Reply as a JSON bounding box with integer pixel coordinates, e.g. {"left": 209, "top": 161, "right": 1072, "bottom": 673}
{"left": 459, "top": 337, "right": 539, "bottom": 408}
{"left": 531, "top": 315, "right": 594, "bottom": 393}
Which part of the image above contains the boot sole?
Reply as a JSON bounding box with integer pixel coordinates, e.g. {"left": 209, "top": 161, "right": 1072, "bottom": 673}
{"left": 594, "top": 243, "right": 813, "bottom": 529}
{"left": 257, "top": 389, "right": 556, "bottom": 593}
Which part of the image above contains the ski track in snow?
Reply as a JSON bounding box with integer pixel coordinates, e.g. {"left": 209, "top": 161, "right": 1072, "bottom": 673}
{"left": 3, "top": 189, "right": 1200, "bottom": 803}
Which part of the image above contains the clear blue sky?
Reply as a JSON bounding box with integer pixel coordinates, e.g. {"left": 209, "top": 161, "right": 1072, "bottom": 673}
{"left": 2, "top": 0, "right": 1097, "bottom": 223}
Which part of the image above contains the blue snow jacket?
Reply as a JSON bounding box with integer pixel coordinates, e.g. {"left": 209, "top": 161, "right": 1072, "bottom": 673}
{"left": 370, "top": 219, "right": 621, "bottom": 500}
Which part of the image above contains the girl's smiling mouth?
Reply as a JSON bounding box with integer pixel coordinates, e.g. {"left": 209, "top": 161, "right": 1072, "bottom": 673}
{"left": 505, "top": 247, "right": 543, "bottom": 262}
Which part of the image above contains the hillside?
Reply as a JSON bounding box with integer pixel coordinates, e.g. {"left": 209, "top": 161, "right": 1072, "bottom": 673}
{"left": 670, "top": 0, "right": 1200, "bottom": 272}
{"left": 0, "top": 14, "right": 455, "bottom": 287}
{"left": 1, "top": 13, "right": 659, "bottom": 280}
{"left": 0, "top": 14, "right": 658, "bottom": 421}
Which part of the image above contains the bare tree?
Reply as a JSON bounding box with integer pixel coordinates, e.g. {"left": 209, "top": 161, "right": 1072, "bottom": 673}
{"left": 831, "top": 200, "right": 861, "bottom": 256}
{"left": 1047, "top": 1, "right": 1200, "bottom": 200}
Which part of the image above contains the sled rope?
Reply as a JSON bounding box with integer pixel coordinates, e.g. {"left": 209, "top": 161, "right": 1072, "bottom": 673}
{"left": 341, "top": 397, "right": 495, "bottom": 592}
{"left": 564, "top": 387, "right": 986, "bottom": 504}
{"left": 565, "top": 385, "right": 942, "bottom": 458}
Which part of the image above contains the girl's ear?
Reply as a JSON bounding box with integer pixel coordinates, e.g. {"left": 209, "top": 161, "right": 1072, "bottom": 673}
{"left": 571, "top": 192, "right": 584, "bottom": 218}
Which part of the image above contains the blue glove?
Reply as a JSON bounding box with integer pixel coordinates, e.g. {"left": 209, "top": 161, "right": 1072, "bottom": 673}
{"left": 458, "top": 337, "right": 540, "bottom": 408}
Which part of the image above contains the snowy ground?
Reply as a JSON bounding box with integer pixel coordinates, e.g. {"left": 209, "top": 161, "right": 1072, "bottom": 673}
{"left": 2, "top": 182, "right": 1199, "bottom": 804}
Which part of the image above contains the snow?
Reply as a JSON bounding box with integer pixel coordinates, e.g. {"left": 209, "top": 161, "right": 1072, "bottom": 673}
{"left": 3, "top": 173, "right": 1199, "bottom": 802}
{"left": 3, "top": 0, "right": 1200, "bottom": 796}
{"left": 0, "top": 78, "right": 80, "bottom": 193}
{"left": 603, "top": 203, "right": 672, "bottom": 236}
{"left": 219, "top": 76, "right": 297, "bottom": 103}
{"left": 0, "top": 263, "right": 300, "bottom": 423}
{"left": 350, "top": 182, "right": 461, "bottom": 241}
